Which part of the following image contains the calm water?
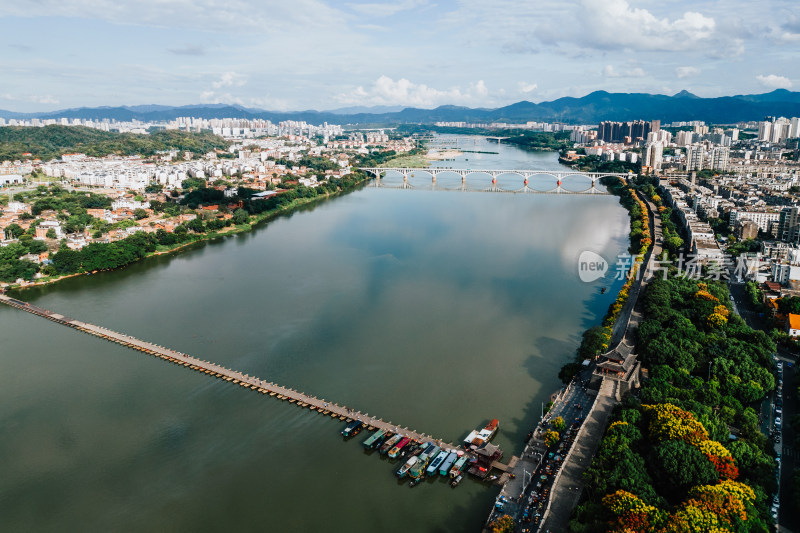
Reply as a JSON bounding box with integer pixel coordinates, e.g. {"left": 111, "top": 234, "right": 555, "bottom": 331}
{"left": 0, "top": 137, "right": 629, "bottom": 532}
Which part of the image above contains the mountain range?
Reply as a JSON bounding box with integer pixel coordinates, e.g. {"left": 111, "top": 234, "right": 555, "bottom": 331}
{"left": 2, "top": 90, "right": 800, "bottom": 125}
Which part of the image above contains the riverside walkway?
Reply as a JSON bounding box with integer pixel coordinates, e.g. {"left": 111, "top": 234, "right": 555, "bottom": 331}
{"left": 535, "top": 192, "right": 663, "bottom": 533}
{"left": 0, "top": 293, "right": 455, "bottom": 450}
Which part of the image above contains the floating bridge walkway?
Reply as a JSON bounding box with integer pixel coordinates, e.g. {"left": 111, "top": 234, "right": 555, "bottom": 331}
{"left": 0, "top": 294, "right": 455, "bottom": 449}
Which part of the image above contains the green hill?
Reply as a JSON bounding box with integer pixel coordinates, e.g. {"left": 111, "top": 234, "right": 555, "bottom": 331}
{"left": 0, "top": 125, "right": 230, "bottom": 162}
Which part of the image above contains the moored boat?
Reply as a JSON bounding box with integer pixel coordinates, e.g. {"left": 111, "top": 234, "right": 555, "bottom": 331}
{"left": 451, "top": 474, "right": 463, "bottom": 487}
{"left": 388, "top": 437, "right": 411, "bottom": 458}
{"left": 449, "top": 455, "right": 469, "bottom": 478}
{"left": 427, "top": 450, "right": 449, "bottom": 476}
{"left": 409, "top": 444, "right": 438, "bottom": 479}
{"left": 397, "top": 455, "right": 419, "bottom": 478}
{"left": 379, "top": 434, "right": 403, "bottom": 455}
{"left": 362, "top": 429, "right": 386, "bottom": 449}
{"left": 341, "top": 420, "right": 364, "bottom": 438}
{"left": 463, "top": 419, "right": 499, "bottom": 448}
{"left": 439, "top": 451, "right": 458, "bottom": 476}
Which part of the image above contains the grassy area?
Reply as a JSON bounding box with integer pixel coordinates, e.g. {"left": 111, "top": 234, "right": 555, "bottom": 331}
{"left": 377, "top": 153, "right": 431, "bottom": 168}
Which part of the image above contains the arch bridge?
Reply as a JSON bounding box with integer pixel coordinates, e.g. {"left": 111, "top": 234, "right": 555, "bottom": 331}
{"left": 360, "top": 167, "right": 634, "bottom": 195}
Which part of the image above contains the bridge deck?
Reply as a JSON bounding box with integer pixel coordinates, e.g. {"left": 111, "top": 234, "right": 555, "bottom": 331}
{"left": 0, "top": 294, "right": 456, "bottom": 449}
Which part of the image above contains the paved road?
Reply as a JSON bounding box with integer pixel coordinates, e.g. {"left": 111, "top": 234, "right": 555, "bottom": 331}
{"left": 488, "top": 379, "right": 596, "bottom": 531}
{"left": 776, "top": 360, "right": 797, "bottom": 531}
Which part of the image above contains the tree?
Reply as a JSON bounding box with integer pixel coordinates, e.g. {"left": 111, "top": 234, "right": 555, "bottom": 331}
{"left": 552, "top": 416, "right": 566, "bottom": 432}
{"left": 232, "top": 208, "right": 250, "bottom": 225}
{"left": 578, "top": 326, "right": 611, "bottom": 359}
{"left": 778, "top": 297, "right": 800, "bottom": 315}
{"left": 52, "top": 248, "right": 82, "bottom": 273}
{"left": 648, "top": 439, "right": 720, "bottom": 502}
{"left": 559, "top": 362, "right": 581, "bottom": 384}
{"left": 45, "top": 228, "right": 56, "bottom": 239}
{"left": 490, "top": 515, "right": 514, "bottom": 533}
{"left": 174, "top": 225, "right": 188, "bottom": 240}
{"left": 133, "top": 208, "right": 148, "bottom": 220}
{"left": 27, "top": 240, "right": 47, "bottom": 254}
{"left": 4, "top": 223, "right": 24, "bottom": 239}
{"left": 543, "top": 429, "right": 560, "bottom": 447}
{"left": 186, "top": 218, "right": 206, "bottom": 233}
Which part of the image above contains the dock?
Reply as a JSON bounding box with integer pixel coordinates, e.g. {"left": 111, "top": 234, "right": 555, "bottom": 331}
{"left": 0, "top": 293, "right": 456, "bottom": 450}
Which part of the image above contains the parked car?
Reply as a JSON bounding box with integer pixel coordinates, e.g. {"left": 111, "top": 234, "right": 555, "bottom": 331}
{"left": 775, "top": 416, "right": 782, "bottom": 429}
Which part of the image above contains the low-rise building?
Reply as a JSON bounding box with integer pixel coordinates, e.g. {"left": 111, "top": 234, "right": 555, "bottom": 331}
{"left": 787, "top": 314, "right": 800, "bottom": 336}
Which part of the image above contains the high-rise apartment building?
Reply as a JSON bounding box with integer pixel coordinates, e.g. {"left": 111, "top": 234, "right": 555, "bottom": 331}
{"left": 778, "top": 206, "right": 800, "bottom": 243}
{"left": 597, "top": 119, "right": 658, "bottom": 143}
{"left": 710, "top": 147, "right": 729, "bottom": 171}
{"left": 643, "top": 142, "right": 663, "bottom": 171}
{"left": 686, "top": 145, "right": 705, "bottom": 171}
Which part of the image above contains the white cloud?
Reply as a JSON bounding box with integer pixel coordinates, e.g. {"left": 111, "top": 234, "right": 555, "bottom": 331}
{"left": 32, "top": 95, "right": 60, "bottom": 105}
{"left": 518, "top": 82, "right": 538, "bottom": 94}
{"left": 338, "top": 75, "right": 491, "bottom": 108}
{"left": 199, "top": 91, "right": 245, "bottom": 105}
{"left": 603, "top": 65, "right": 645, "bottom": 78}
{"left": 579, "top": 0, "right": 716, "bottom": 51}
{"left": 212, "top": 72, "right": 247, "bottom": 89}
{"left": 199, "top": 72, "right": 248, "bottom": 104}
{"left": 676, "top": 66, "right": 701, "bottom": 79}
{"left": 0, "top": 93, "right": 59, "bottom": 105}
{"left": 249, "top": 95, "right": 291, "bottom": 111}
{"left": 756, "top": 74, "right": 792, "bottom": 89}
{"left": 347, "top": 0, "right": 428, "bottom": 17}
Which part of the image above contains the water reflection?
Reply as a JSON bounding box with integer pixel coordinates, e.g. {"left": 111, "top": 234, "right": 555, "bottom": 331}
{"left": 0, "top": 140, "right": 630, "bottom": 532}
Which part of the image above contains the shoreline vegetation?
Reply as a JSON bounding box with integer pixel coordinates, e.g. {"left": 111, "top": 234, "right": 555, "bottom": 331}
{"left": 377, "top": 148, "right": 464, "bottom": 169}
{"left": 4, "top": 172, "right": 372, "bottom": 293}
{"left": 0, "top": 125, "right": 230, "bottom": 162}
{"left": 563, "top": 176, "right": 779, "bottom": 532}
{"left": 557, "top": 175, "right": 651, "bottom": 384}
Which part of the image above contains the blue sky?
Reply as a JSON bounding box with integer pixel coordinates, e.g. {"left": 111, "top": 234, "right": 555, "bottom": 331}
{"left": 0, "top": 0, "right": 798, "bottom": 112}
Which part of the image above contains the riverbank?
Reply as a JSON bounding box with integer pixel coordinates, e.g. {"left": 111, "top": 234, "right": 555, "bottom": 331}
{"left": 485, "top": 174, "right": 655, "bottom": 532}
{"left": 4, "top": 175, "right": 371, "bottom": 293}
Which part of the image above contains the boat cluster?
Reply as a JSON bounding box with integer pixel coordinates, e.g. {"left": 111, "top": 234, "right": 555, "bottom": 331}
{"left": 341, "top": 419, "right": 499, "bottom": 488}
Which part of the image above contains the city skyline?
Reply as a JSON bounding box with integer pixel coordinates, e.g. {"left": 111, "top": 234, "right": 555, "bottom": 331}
{"left": 1, "top": 0, "right": 799, "bottom": 112}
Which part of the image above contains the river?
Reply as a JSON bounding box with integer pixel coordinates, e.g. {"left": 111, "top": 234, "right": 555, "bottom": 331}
{"left": 0, "top": 136, "right": 630, "bottom": 532}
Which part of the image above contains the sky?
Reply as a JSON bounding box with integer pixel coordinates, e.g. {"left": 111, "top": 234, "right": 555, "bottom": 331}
{"left": 0, "top": 0, "right": 798, "bottom": 112}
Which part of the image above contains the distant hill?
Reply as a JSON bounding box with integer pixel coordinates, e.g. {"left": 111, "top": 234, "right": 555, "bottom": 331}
{"left": 0, "top": 125, "right": 230, "bottom": 161}
{"left": 2, "top": 89, "right": 800, "bottom": 125}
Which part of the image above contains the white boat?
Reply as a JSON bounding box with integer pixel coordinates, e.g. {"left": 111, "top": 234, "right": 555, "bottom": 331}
{"left": 397, "top": 455, "right": 419, "bottom": 478}
{"left": 463, "top": 419, "right": 499, "bottom": 448}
